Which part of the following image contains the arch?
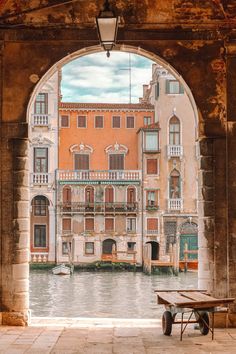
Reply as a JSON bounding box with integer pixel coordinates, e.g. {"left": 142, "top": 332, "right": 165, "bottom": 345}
{"left": 146, "top": 241, "right": 159, "bottom": 260}
{"left": 102, "top": 239, "right": 117, "bottom": 255}
{"left": 127, "top": 185, "right": 136, "bottom": 203}
{"left": 27, "top": 45, "right": 199, "bottom": 137}
{"left": 85, "top": 185, "right": 94, "bottom": 203}
{"left": 31, "top": 195, "right": 50, "bottom": 215}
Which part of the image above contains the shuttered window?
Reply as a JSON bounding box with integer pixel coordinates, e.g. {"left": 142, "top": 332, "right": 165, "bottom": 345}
{"left": 85, "top": 186, "right": 94, "bottom": 203}
{"left": 74, "top": 154, "right": 89, "bottom": 170}
{"left": 112, "top": 116, "right": 120, "bottom": 128}
{"left": 105, "top": 218, "right": 114, "bottom": 231}
{"left": 61, "top": 115, "right": 69, "bottom": 127}
{"left": 63, "top": 187, "right": 71, "bottom": 203}
{"left": 166, "top": 80, "right": 184, "bottom": 94}
{"left": 34, "top": 225, "right": 46, "bottom": 247}
{"left": 109, "top": 154, "right": 124, "bottom": 170}
{"left": 85, "top": 218, "right": 94, "bottom": 231}
{"left": 127, "top": 187, "right": 136, "bottom": 203}
{"left": 147, "top": 218, "right": 158, "bottom": 231}
{"left": 95, "top": 116, "right": 103, "bottom": 128}
{"left": 62, "top": 218, "right": 71, "bottom": 231}
{"left": 146, "top": 190, "right": 158, "bottom": 207}
{"left": 105, "top": 186, "right": 114, "bottom": 203}
{"left": 126, "top": 116, "right": 134, "bottom": 128}
{"left": 77, "top": 115, "right": 86, "bottom": 128}
{"left": 147, "top": 159, "right": 158, "bottom": 174}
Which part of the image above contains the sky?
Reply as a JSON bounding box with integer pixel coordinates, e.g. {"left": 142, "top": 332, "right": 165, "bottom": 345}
{"left": 61, "top": 52, "right": 154, "bottom": 103}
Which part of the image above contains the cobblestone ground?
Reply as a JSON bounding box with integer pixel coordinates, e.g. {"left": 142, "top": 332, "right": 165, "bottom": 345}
{"left": 0, "top": 318, "right": 235, "bottom": 353}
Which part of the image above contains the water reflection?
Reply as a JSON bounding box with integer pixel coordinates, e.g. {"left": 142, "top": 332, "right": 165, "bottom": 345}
{"left": 30, "top": 270, "right": 197, "bottom": 318}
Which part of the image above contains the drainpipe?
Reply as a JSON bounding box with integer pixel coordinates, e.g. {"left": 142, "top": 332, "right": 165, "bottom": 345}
{"left": 141, "top": 130, "right": 144, "bottom": 267}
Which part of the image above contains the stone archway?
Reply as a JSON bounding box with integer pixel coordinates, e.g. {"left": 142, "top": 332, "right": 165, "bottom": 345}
{"left": 1, "top": 25, "right": 234, "bottom": 326}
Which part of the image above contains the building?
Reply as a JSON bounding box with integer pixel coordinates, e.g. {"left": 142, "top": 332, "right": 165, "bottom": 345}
{"left": 141, "top": 64, "right": 198, "bottom": 269}
{"left": 29, "top": 71, "right": 60, "bottom": 263}
{"left": 56, "top": 102, "right": 155, "bottom": 265}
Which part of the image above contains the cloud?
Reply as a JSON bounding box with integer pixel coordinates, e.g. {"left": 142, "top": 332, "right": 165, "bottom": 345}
{"left": 61, "top": 52, "right": 154, "bottom": 103}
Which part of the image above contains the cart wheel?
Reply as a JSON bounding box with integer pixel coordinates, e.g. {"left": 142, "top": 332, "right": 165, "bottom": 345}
{"left": 198, "top": 312, "right": 209, "bottom": 335}
{"left": 162, "top": 311, "right": 173, "bottom": 335}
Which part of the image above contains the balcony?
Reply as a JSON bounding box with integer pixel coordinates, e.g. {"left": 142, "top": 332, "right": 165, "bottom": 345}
{"left": 146, "top": 203, "right": 159, "bottom": 211}
{"left": 60, "top": 202, "right": 138, "bottom": 214}
{"left": 30, "top": 173, "right": 53, "bottom": 185}
{"left": 31, "top": 252, "right": 48, "bottom": 263}
{"left": 146, "top": 230, "right": 158, "bottom": 235}
{"left": 57, "top": 170, "right": 141, "bottom": 184}
{"left": 167, "top": 145, "right": 183, "bottom": 158}
{"left": 168, "top": 198, "right": 183, "bottom": 211}
{"left": 31, "top": 113, "right": 50, "bottom": 127}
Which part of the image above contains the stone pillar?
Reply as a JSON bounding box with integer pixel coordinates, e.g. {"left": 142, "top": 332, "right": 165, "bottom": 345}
{"left": 226, "top": 42, "right": 236, "bottom": 325}
{"left": 1, "top": 136, "right": 30, "bottom": 326}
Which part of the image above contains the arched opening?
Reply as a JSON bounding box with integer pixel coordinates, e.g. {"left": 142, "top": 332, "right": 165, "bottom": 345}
{"left": 27, "top": 45, "right": 199, "bottom": 321}
{"left": 146, "top": 241, "right": 159, "bottom": 260}
{"left": 169, "top": 115, "right": 181, "bottom": 145}
{"left": 102, "top": 239, "right": 116, "bottom": 255}
{"left": 179, "top": 222, "right": 198, "bottom": 271}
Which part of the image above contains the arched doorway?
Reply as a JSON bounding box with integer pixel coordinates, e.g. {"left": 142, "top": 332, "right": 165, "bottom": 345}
{"left": 146, "top": 241, "right": 159, "bottom": 260}
{"left": 179, "top": 222, "right": 198, "bottom": 271}
{"left": 102, "top": 239, "right": 116, "bottom": 255}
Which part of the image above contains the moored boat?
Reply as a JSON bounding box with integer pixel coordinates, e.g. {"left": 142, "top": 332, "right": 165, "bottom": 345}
{"left": 52, "top": 264, "right": 71, "bottom": 275}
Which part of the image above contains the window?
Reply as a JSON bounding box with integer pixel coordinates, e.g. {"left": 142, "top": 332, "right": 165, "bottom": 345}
{"left": 112, "top": 116, "right": 121, "bottom": 128}
{"left": 126, "top": 116, "right": 134, "bottom": 128}
{"left": 34, "top": 93, "right": 48, "bottom": 114}
{"left": 146, "top": 190, "right": 158, "bottom": 208}
{"left": 109, "top": 154, "right": 124, "bottom": 170}
{"left": 62, "top": 242, "right": 72, "bottom": 255}
{"left": 127, "top": 218, "right": 136, "bottom": 232}
{"left": 105, "top": 186, "right": 114, "bottom": 203}
{"left": 166, "top": 80, "right": 184, "bottom": 94}
{"left": 95, "top": 116, "right": 104, "bottom": 128}
{"left": 85, "top": 186, "right": 94, "bottom": 203}
{"left": 85, "top": 218, "right": 94, "bottom": 231}
{"left": 144, "top": 116, "right": 152, "bottom": 126}
{"left": 127, "top": 242, "right": 136, "bottom": 251}
{"left": 34, "top": 225, "right": 46, "bottom": 248}
{"left": 147, "top": 159, "right": 158, "bottom": 174}
{"left": 74, "top": 154, "right": 89, "bottom": 170}
{"left": 61, "top": 115, "right": 69, "bottom": 127}
{"left": 63, "top": 187, "right": 71, "bottom": 204}
{"left": 144, "top": 132, "right": 159, "bottom": 151}
{"left": 62, "top": 218, "right": 71, "bottom": 232}
{"left": 34, "top": 148, "right": 48, "bottom": 173}
{"left": 105, "top": 218, "right": 114, "bottom": 231}
{"left": 169, "top": 116, "right": 180, "bottom": 145}
{"left": 33, "top": 196, "right": 48, "bottom": 216}
{"left": 147, "top": 218, "right": 158, "bottom": 232}
{"left": 127, "top": 187, "right": 136, "bottom": 203}
{"left": 169, "top": 169, "right": 181, "bottom": 198}
{"left": 77, "top": 115, "right": 86, "bottom": 128}
{"left": 85, "top": 242, "right": 94, "bottom": 255}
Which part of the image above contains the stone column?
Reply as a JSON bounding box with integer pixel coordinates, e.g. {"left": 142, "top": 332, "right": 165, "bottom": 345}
{"left": 1, "top": 136, "right": 30, "bottom": 326}
{"left": 226, "top": 42, "right": 236, "bottom": 325}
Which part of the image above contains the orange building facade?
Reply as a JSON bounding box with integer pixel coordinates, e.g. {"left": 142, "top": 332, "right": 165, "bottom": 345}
{"left": 56, "top": 103, "right": 155, "bottom": 265}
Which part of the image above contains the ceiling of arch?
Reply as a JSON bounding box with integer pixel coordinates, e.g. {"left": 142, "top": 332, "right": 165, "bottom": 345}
{"left": 0, "top": 0, "right": 235, "bottom": 30}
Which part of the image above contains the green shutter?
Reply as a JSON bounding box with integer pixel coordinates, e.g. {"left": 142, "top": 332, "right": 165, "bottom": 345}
{"left": 165, "top": 80, "right": 170, "bottom": 94}
{"left": 155, "top": 82, "right": 159, "bottom": 99}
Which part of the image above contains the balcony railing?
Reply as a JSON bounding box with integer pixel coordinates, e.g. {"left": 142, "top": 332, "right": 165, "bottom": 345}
{"left": 146, "top": 204, "right": 159, "bottom": 211}
{"left": 31, "top": 173, "right": 53, "bottom": 185}
{"left": 167, "top": 145, "right": 183, "bottom": 158}
{"left": 168, "top": 198, "right": 183, "bottom": 211}
{"left": 60, "top": 202, "right": 138, "bottom": 213}
{"left": 57, "top": 170, "right": 141, "bottom": 182}
{"left": 31, "top": 113, "right": 50, "bottom": 127}
{"left": 146, "top": 230, "right": 158, "bottom": 234}
{"left": 31, "top": 252, "right": 48, "bottom": 263}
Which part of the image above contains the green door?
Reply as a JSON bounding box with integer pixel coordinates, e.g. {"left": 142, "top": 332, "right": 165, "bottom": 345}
{"left": 180, "top": 234, "right": 198, "bottom": 260}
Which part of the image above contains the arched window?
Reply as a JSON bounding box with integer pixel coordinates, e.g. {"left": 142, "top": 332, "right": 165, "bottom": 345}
{"left": 85, "top": 186, "right": 94, "bottom": 203}
{"left": 32, "top": 195, "right": 49, "bottom": 216}
{"left": 169, "top": 116, "right": 180, "bottom": 145}
{"left": 63, "top": 186, "right": 71, "bottom": 204}
{"left": 169, "top": 169, "right": 181, "bottom": 199}
{"left": 105, "top": 186, "right": 114, "bottom": 203}
{"left": 127, "top": 187, "right": 136, "bottom": 203}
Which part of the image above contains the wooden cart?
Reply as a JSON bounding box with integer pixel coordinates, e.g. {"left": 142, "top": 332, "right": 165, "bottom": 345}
{"left": 155, "top": 289, "right": 235, "bottom": 341}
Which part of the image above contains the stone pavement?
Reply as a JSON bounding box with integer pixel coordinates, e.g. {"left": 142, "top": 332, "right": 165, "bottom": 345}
{"left": 0, "top": 317, "right": 235, "bottom": 354}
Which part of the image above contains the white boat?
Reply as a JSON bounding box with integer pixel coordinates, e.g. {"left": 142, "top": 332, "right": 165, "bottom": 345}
{"left": 52, "top": 264, "right": 71, "bottom": 275}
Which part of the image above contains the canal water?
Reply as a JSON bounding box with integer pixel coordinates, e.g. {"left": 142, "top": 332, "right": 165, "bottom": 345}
{"left": 30, "top": 270, "right": 197, "bottom": 318}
